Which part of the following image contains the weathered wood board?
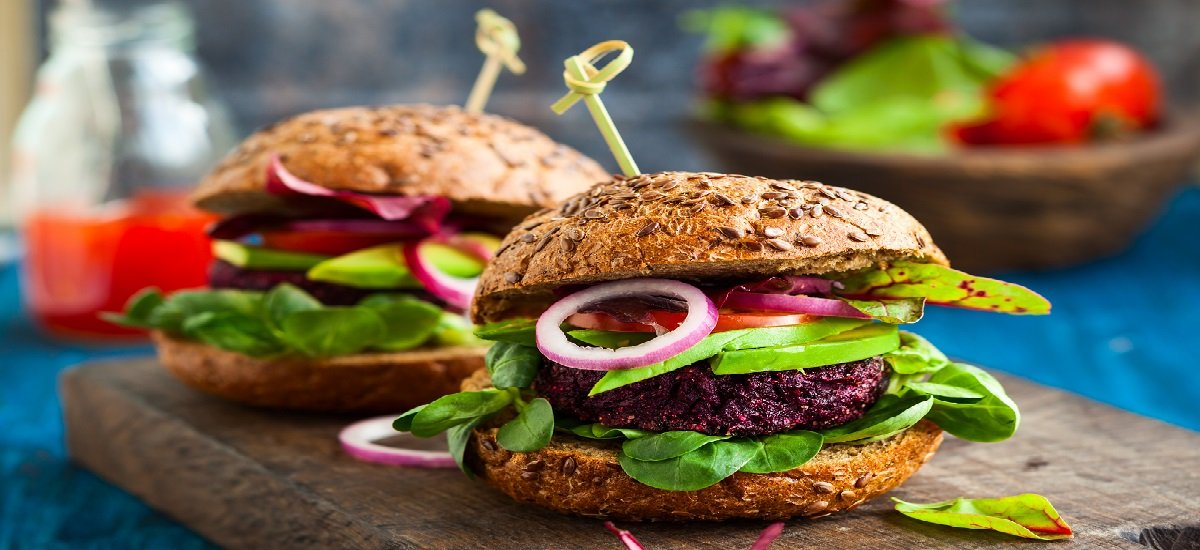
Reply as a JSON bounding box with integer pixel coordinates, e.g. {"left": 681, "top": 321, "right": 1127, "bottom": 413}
{"left": 62, "top": 359, "right": 1199, "bottom": 549}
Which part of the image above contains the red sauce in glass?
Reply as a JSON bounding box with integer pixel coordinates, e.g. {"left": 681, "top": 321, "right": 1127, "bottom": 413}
{"left": 22, "top": 190, "right": 214, "bottom": 341}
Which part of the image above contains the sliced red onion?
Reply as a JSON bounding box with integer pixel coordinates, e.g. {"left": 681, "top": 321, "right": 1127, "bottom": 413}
{"left": 750, "top": 522, "right": 785, "bottom": 550}
{"left": 266, "top": 154, "right": 451, "bottom": 224}
{"left": 723, "top": 291, "right": 869, "bottom": 319}
{"left": 339, "top": 415, "right": 455, "bottom": 468}
{"left": 602, "top": 522, "right": 646, "bottom": 550}
{"left": 712, "top": 276, "right": 839, "bottom": 306}
{"left": 402, "top": 239, "right": 478, "bottom": 311}
{"left": 536, "top": 279, "right": 718, "bottom": 371}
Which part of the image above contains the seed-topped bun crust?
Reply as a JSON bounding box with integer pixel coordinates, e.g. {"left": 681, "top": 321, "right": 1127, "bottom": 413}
{"left": 472, "top": 171, "right": 946, "bottom": 323}
{"left": 191, "top": 104, "right": 609, "bottom": 220}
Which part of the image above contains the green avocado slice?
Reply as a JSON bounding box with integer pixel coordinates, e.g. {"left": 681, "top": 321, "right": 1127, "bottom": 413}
{"left": 306, "top": 243, "right": 485, "bottom": 289}
{"left": 212, "top": 241, "right": 330, "bottom": 271}
{"left": 710, "top": 323, "right": 901, "bottom": 375}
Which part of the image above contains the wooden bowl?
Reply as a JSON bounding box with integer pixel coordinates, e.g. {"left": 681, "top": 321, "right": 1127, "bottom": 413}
{"left": 688, "top": 116, "right": 1200, "bottom": 272}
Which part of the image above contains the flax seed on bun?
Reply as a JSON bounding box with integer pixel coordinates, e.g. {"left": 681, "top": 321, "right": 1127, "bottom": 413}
{"left": 471, "top": 171, "right": 946, "bottom": 323}
{"left": 191, "top": 104, "right": 609, "bottom": 220}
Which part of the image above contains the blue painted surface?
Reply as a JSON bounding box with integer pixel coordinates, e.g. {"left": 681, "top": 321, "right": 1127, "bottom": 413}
{"left": 1, "top": 188, "right": 1197, "bottom": 546}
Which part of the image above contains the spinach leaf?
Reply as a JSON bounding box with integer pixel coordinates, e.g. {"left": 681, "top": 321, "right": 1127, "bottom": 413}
{"left": 496, "top": 398, "right": 555, "bottom": 452}
{"left": 740, "top": 431, "right": 823, "bottom": 474}
{"left": 567, "top": 423, "right": 653, "bottom": 440}
{"left": 884, "top": 331, "right": 952, "bottom": 375}
{"left": 485, "top": 342, "right": 542, "bottom": 389}
{"left": 893, "top": 494, "right": 1073, "bottom": 540}
{"left": 181, "top": 311, "right": 284, "bottom": 357}
{"left": 836, "top": 261, "right": 1050, "bottom": 315}
{"left": 904, "top": 381, "right": 984, "bottom": 401}
{"left": 621, "top": 431, "right": 731, "bottom": 462}
{"left": 682, "top": 7, "right": 789, "bottom": 54}
{"left": 430, "top": 312, "right": 485, "bottom": 347}
{"left": 841, "top": 297, "right": 925, "bottom": 324}
{"left": 102, "top": 288, "right": 165, "bottom": 328}
{"left": 618, "top": 439, "right": 760, "bottom": 491}
{"left": 149, "top": 289, "right": 265, "bottom": 334}
{"left": 359, "top": 295, "right": 443, "bottom": 351}
{"left": 279, "top": 307, "right": 386, "bottom": 357}
{"left": 410, "top": 390, "right": 513, "bottom": 437}
{"left": 264, "top": 283, "right": 321, "bottom": 329}
{"left": 393, "top": 404, "right": 426, "bottom": 432}
{"left": 448, "top": 418, "right": 483, "bottom": 476}
{"left": 923, "top": 363, "right": 1020, "bottom": 442}
{"left": 474, "top": 318, "right": 538, "bottom": 345}
{"left": 820, "top": 394, "right": 933, "bottom": 444}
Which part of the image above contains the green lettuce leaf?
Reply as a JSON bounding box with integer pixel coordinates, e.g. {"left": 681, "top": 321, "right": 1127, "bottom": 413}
{"left": 893, "top": 494, "right": 1073, "bottom": 540}
{"left": 836, "top": 261, "right": 1050, "bottom": 315}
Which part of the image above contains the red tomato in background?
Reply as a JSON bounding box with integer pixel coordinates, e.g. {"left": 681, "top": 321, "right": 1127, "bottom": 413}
{"left": 567, "top": 311, "right": 816, "bottom": 333}
{"left": 954, "top": 40, "right": 1161, "bottom": 145}
{"left": 260, "top": 230, "right": 404, "bottom": 256}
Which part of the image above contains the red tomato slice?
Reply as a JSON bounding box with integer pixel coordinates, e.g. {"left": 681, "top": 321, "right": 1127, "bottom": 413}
{"left": 566, "top": 310, "right": 816, "bottom": 333}
{"left": 260, "top": 230, "right": 407, "bottom": 256}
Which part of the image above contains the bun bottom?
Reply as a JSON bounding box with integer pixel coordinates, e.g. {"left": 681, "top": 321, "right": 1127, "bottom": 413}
{"left": 466, "top": 420, "right": 942, "bottom": 521}
{"left": 153, "top": 332, "right": 485, "bottom": 412}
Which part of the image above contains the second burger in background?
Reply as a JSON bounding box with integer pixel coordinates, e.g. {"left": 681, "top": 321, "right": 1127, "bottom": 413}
{"left": 107, "top": 104, "right": 608, "bottom": 412}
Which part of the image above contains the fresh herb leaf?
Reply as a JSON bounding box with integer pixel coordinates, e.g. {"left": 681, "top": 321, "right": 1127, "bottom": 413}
{"left": 820, "top": 394, "right": 933, "bottom": 444}
{"left": 884, "top": 332, "right": 952, "bottom": 375}
{"left": 475, "top": 318, "right": 538, "bottom": 345}
{"left": 409, "top": 390, "right": 513, "bottom": 437}
{"left": 841, "top": 297, "right": 925, "bottom": 324}
{"left": 740, "top": 431, "right": 823, "bottom": 474}
{"left": 181, "top": 311, "right": 284, "bottom": 357}
{"left": 485, "top": 342, "right": 541, "bottom": 389}
{"left": 448, "top": 418, "right": 483, "bottom": 476}
{"left": 711, "top": 323, "right": 900, "bottom": 375}
{"left": 621, "top": 431, "right": 731, "bottom": 462}
{"left": 904, "top": 381, "right": 984, "bottom": 401}
{"left": 893, "top": 494, "right": 1073, "bottom": 540}
{"left": 359, "top": 295, "right": 443, "bottom": 351}
{"left": 264, "top": 283, "right": 322, "bottom": 330}
{"left": 393, "top": 405, "right": 426, "bottom": 432}
{"left": 923, "top": 363, "right": 1020, "bottom": 442}
{"left": 496, "top": 398, "right": 555, "bottom": 452}
{"left": 102, "top": 288, "right": 165, "bottom": 328}
{"left": 836, "top": 261, "right": 1051, "bottom": 315}
{"left": 279, "top": 308, "right": 386, "bottom": 357}
{"left": 618, "top": 439, "right": 760, "bottom": 491}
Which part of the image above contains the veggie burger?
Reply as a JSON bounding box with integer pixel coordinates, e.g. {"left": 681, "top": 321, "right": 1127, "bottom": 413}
{"left": 396, "top": 171, "right": 1050, "bottom": 520}
{"left": 108, "top": 104, "right": 607, "bottom": 412}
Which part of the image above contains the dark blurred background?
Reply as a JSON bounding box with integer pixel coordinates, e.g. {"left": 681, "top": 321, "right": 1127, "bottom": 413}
{"left": 32, "top": 0, "right": 1200, "bottom": 172}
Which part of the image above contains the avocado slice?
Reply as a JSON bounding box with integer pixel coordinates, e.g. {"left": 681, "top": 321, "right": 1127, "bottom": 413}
{"left": 710, "top": 323, "right": 900, "bottom": 375}
{"left": 306, "top": 243, "right": 485, "bottom": 289}
{"left": 212, "top": 240, "right": 330, "bottom": 271}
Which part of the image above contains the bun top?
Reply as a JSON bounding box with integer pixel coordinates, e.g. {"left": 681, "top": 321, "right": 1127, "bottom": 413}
{"left": 471, "top": 171, "right": 946, "bottom": 323}
{"left": 191, "top": 104, "right": 609, "bottom": 220}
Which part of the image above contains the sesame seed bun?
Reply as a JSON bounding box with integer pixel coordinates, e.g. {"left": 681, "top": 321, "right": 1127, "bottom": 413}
{"left": 458, "top": 369, "right": 943, "bottom": 521}
{"left": 153, "top": 332, "right": 485, "bottom": 413}
{"left": 191, "top": 104, "right": 609, "bottom": 221}
{"left": 471, "top": 171, "right": 946, "bottom": 323}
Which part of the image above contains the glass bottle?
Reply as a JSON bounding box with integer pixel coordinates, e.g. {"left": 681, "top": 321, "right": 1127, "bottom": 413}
{"left": 10, "top": 0, "right": 235, "bottom": 341}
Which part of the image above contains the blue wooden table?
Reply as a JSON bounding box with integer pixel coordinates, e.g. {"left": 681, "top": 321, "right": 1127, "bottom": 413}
{"left": 2, "top": 187, "right": 1198, "bottom": 548}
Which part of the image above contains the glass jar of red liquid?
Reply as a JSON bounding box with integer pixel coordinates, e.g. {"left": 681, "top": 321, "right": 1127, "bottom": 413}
{"left": 10, "top": 1, "right": 234, "bottom": 342}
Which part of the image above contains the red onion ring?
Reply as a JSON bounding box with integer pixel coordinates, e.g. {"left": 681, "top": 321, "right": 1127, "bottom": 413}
{"left": 723, "top": 291, "right": 869, "bottom": 319}
{"left": 339, "top": 415, "right": 455, "bottom": 468}
{"left": 602, "top": 522, "right": 646, "bottom": 550}
{"left": 750, "top": 522, "right": 786, "bottom": 550}
{"left": 536, "top": 279, "right": 718, "bottom": 371}
{"left": 267, "top": 154, "right": 451, "bottom": 224}
{"left": 402, "top": 239, "right": 478, "bottom": 311}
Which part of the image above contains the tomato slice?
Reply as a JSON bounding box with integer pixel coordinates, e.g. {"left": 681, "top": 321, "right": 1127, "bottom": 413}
{"left": 566, "top": 310, "right": 816, "bottom": 333}
{"left": 260, "top": 230, "right": 408, "bottom": 256}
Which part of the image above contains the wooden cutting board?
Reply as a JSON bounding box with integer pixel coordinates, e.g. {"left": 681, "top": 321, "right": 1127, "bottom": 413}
{"left": 61, "top": 358, "right": 1199, "bottom": 549}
